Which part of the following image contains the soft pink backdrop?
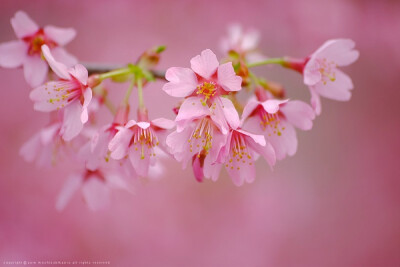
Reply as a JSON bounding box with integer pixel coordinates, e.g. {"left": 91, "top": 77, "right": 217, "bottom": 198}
{"left": 0, "top": 0, "right": 399, "bottom": 266}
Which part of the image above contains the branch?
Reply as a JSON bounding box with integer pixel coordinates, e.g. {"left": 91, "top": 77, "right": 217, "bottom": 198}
{"left": 82, "top": 62, "right": 166, "bottom": 80}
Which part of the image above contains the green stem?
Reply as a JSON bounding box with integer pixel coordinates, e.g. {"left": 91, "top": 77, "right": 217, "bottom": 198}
{"left": 123, "top": 77, "right": 136, "bottom": 105}
{"left": 137, "top": 77, "right": 145, "bottom": 109}
{"left": 98, "top": 67, "right": 132, "bottom": 81}
{"left": 247, "top": 57, "right": 285, "bottom": 68}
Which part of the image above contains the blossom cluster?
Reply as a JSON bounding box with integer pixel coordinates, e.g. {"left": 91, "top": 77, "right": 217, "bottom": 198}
{"left": 0, "top": 12, "right": 359, "bottom": 210}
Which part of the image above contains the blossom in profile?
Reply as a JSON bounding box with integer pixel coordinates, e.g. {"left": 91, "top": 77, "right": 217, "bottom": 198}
{"left": 285, "top": 39, "right": 359, "bottom": 115}
{"left": 216, "top": 127, "right": 276, "bottom": 186}
{"left": 0, "top": 11, "right": 77, "bottom": 87}
{"left": 108, "top": 118, "right": 174, "bottom": 177}
{"left": 162, "top": 49, "right": 242, "bottom": 134}
{"left": 30, "top": 45, "right": 93, "bottom": 141}
{"left": 242, "top": 92, "right": 315, "bottom": 160}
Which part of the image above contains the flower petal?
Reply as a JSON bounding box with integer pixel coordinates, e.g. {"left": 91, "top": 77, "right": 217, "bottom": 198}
{"left": 217, "top": 62, "right": 242, "bottom": 92}
{"left": 82, "top": 177, "right": 110, "bottom": 211}
{"left": 51, "top": 47, "right": 77, "bottom": 67}
{"left": 265, "top": 121, "right": 297, "bottom": 160}
{"left": 80, "top": 88, "right": 92, "bottom": 123}
{"left": 11, "top": 11, "right": 39, "bottom": 38}
{"left": 313, "top": 69, "right": 353, "bottom": 101}
{"left": 163, "top": 67, "right": 198, "bottom": 97}
{"left": 23, "top": 55, "right": 48, "bottom": 87}
{"left": 190, "top": 49, "right": 219, "bottom": 79}
{"left": 60, "top": 101, "right": 84, "bottom": 141}
{"left": 19, "top": 132, "right": 41, "bottom": 162}
{"left": 151, "top": 118, "right": 175, "bottom": 130}
{"left": 41, "top": 45, "right": 71, "bottom": 80}
{"left": 55, "top": 174, "right": 82, "bottom": 211}
{"left": 109, "top": 127, "right": 134, "bottom": 160}
{"left": 280, "top": 100, "right": 315, "bottom": 130}
{"left": 128, "top": 144, "right": 151, "bottom": 177}
{"left": 261, "top": 99, "right": 289, "bottom": 114}
{"left": 304, "top": 59, "right": 322, "bottom": 86}
{"left": 313, "top": 39, "right": 359, "bottom": 66}
{"left": 245, "top": 134, "right": 276, "bottom": 167}
{"left": 241, "top": 98, "right": 260, "bottom": 122}
{"left": 175, "top": 96, "right": 209, "bottom": 132}
{"left": 0, "top": 41, "right": 26, "bottom": 68}
{"left": 213, "top": 97, "right": 240, "bottom": 131}
{"left": 69, "top": 64, "right": 88, "bottom": 85}
{"left": 44, "top": 25, "right": 76, "bottom": 46}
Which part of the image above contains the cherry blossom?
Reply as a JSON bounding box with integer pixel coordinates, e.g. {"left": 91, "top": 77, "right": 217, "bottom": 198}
{"left": 29, "top": 45, "right": 93, "bottom": 141}
{"left": 162, "top": 49, "right": 242, "bottom": 134}
{"left": 108, "top": 118, "right": 174, "bottom": 177}
{"left": 242, "top": 92, "right": 315, "bottom": 160}
{"left": 0, "top": 11, "right": 77, "bottom": 87}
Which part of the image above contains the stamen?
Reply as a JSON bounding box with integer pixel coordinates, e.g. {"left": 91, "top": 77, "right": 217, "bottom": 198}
{"left": 196, "top": 82, "right": 217, "bottom": 106}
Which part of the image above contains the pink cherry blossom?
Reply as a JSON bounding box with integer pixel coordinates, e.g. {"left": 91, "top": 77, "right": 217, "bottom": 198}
{"left": 30, "top": 45, "right": 93, "bottom": 141}
{"left": 19, "top": 121, "right": 63, "bottom": 167}
{"left": 242, "top": 94, "right": 315, "bottom": 160}
{"left": 55, "top": 168, "right": 133, "bottom": 211}
{"left": 166, "top": 111, "right": 228, "bottom": 182}
{"left": 108, "top": 118, "right": 174, "bottom": 177}
{"left": 0, "top": 11, "right": 77, "bottom": 87}
{"left": 220, "top": 24, "right": 266, "bottom": 63}
{"left": 216, "top": 127, "right": 276, "bottom": 186}
{"left": 303, "top": 39, "right": 359, "bottom": 115}
{"left": 162, "top": 49, "right": 242, "bottom": 134}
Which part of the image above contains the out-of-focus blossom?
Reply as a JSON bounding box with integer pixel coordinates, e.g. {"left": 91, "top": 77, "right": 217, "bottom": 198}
{"left": 163, "top": 49, "right": 242, "bottom": 134}
{"left": 0, "top": 11, "right": 77, "bottom": 87}
{"left": 220, "top": 24, "right": 266, "bottom": 63}
{"left": 216, "top": 126, "right": 276, "bottom": 186}
{"left": 108, "top": 117, "right": 174, "bottom": 177}
{"left": 19, "top": 119, "right": 65, "bottom": 167}
{"left": 285, "top": 39, "right": 359, "bottom": 115}
{"left": 242, "top": 90, "right": 315, "bottom": 160}
{"left": 55, "top": 168, "right": 133, "bottom": 211}
{"left": 30, "top": 45, "right": 93, "bottom": 141}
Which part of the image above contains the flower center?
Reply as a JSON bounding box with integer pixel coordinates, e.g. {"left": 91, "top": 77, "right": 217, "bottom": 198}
{"left": 257, "top": 107, "right": 285, "bottom": 136}
{"left": 45, "top": 81, "right": 82, "bottom": 110}
{"left": 188, "top": 118, "right": 213, "bottom": 155}
{"left": 23, "top": 29, "right": 57, "bottom": 56}
{"left": 226, "top": 132, "right": 253, "bottom": 170}
{"left": 196, "top": 82, "right": 217, "bottom": 106}
{"left": 318, "top": 58, "right": 337, "bottom": 85}
{"left": 131, "top": 127, "right": 158, "bottom": 159}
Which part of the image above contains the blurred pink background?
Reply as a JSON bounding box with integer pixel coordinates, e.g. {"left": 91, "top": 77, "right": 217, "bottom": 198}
{"left": 0, "top": 0, "right": 399, "bottom": 266}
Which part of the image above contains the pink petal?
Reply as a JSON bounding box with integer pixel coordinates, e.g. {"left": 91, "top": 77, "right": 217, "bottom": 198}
{"left": 216, "top": 130, "right": 233, "bottom": 164}
{"left": 280, "top": 100, "right": 315, "bottom": 130}
{"left": 163, "top": 67, "right": 198, "bottom": 97}
{"left": 225, "top": 149, "right": 256, "bottom": 186}
{"left": 313, "top": 69, "right": 353, "bottom": 101}
{"left": 190, "top": 49, "right": 219, "bottom": 79}
{"left": 246, "top": 134, "right": 276, "bottom": 167}
{"left": 192, "top": 155, "right": 204, "bottom": 182}
{"left": 69, "top": 64, "right": 88, "bottom": 85}
{"left": 30, "top": 81, "right": 75, "bottom": 112}
{"left": 241, "top": 99, "right": 260, "bottom": 122}
{"left": 41, "top": 45, "right": 71, "bottom": 80}
{"left": 236, "top": 129, "right": 266, "bottom": 146}
{"left": 241, "top": 29, "right": 260, "bottom": 51}
{"left": 128, "top": 145, "right": 151, "bottom": 177}
{"left": 310, "top": 88, "right": 322, "bottom": 115}
{"left": 304, "top": 59, "right": 322, "bottom": 86}
{"left": 51, "top": 47, "right": 77, "bottom": 67}
{"left": 80, "top": 88, "right": 92, "bottom": 123}
{"left": 261, "top": 99, "right": 289, "bottom": 114}
{"left": 151, "top": 118, "right": 175, "bottom": 130}
{"left": 217, "top": 62, "right": 242, "bottom": 92}
{"left": 266, "top": 121, "right": 297, "bottom": 160}
{"left": 23, "top": 55, "right": 48, "bottom": 87}
{"left": 137, "top": 121, "right": 151, "bottom": 129}
{"left": 166, "top": 127, "right": 193, "bottom": 162}
{"left": 105, "top": 173, "right": 133, "bottom": 193}
{"left": 82, "top": 178, "right": 110, "bottom": 211}
{"left": 19, "top": 133, "right": 41, "bottom": 162}
{"left": 313, "top": 39, "right": 359, "bottom": 66}
{"left": 214, "top": 97, "right": 240, "bottom": 131}
{"left": 109, "top": 127, "right": 133, "bottom": 160}
{"left": 55, "top": 174, "right": 82, "bottom": 211}
{"left": 43, "top": 25, "right": 76, "bottom": 46}
{"left": 40, "top": 123, "right": 61, "bottom": 144}
{"left": 125, "top": 120, "right": 137, "bottom": 128}
{"left": 0, "top": 41, "right": 27, "bottom": 68}
{"left": 11, "top": 11, "right": 39, "bottom": 38}
{"left": 175, "top": 96, "right": 210, "bottom": 132}
{"left": 203, "top": 160, "right": 222, "bottom": 182}
{"left": 60, "top": 101, "right": 84, "bottom": 141}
